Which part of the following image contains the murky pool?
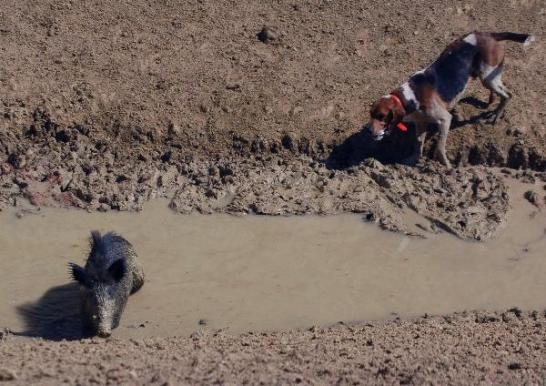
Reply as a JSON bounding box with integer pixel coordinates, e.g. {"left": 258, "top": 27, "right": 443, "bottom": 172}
{"left": 0, "top": 179, "right": 545, "bottom": 339}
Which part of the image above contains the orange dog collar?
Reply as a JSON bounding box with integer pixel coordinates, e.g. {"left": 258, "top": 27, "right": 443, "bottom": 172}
{"left": 390, "top": 94, "right": 408, "bottom": 133}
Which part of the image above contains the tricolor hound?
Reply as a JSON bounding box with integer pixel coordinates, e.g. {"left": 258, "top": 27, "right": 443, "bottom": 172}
{"left": 365, "top": 31, "right": 535, "bottom": 168}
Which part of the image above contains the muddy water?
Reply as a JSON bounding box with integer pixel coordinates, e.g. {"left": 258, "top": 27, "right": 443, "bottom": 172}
{"left": 0, "top": 179, "right": 545, "bottom": 339}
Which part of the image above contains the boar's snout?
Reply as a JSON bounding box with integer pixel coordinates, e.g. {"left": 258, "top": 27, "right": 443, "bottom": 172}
{"left": 97, "top": 327, "right": 112, "bottom": 338}
{"left": 69, "top": 231, "right": 144, "bottom": 338}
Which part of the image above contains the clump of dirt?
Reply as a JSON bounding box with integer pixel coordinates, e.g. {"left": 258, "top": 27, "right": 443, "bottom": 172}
{"left": 169, "top": 157, "right": 511, "bottom": 240}
{"left": 524, "top": 190, "right": 546, "bottom": 209}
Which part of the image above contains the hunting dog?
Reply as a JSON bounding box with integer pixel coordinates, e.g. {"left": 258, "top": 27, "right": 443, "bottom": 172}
{"left": 365, "top": 31, "right": 535, "bottom": 168}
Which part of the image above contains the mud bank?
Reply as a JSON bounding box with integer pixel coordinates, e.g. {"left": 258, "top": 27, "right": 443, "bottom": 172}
{"left": 3, "top": 130, "right": 545, "bottom": 240}
{"left": 1, "top": 96, "right": 545, "bottom": 241}
{"left": 5, "top": 127, "right": 543, "bottom": 240}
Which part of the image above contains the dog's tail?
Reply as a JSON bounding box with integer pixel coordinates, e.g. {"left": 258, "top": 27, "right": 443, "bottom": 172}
{"left": 491, "top": 32, "right": 535, "bottom": 47}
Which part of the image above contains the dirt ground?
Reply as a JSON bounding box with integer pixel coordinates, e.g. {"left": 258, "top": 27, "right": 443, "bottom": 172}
{"left": 1, "top": 0, "right": 546, "bottom": 384}
{"left": 2, "top": 310, "right": 546, "bottom": 385}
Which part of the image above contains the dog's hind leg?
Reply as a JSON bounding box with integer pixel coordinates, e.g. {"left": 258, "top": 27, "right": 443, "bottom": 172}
{"left": 487, "top": 90, "right": 496, "bottom": 106}
{"left": 480, "top": 65, "right": 512, "bottom": 124}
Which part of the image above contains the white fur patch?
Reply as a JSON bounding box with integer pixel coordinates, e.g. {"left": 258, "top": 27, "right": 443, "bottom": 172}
{"left": 401, "top": 82, "right": 419, "bottom": 109}
{"left": 480, "top": 64, "right": 497, "bottom": 81}
{"left": 373, "top": 129, "right": 385, "bottom": 141}
{"left": 463, "top": 33, "right": 477, "bottom": 46}
{"left": 524, "top": 35, "right": 535, "bottom": 47}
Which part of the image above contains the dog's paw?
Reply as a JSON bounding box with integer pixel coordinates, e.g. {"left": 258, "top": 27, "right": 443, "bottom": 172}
{"left": 434, "top": 151, "right": 452, "bottom": 169}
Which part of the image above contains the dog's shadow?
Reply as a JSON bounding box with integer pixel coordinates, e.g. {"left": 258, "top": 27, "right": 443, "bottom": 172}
{"left": 16, "top": 282, "right": 90, "bottom": 341}
{"left": 452, "top": 96, "right": 493, "bottom": 128}
{"left": 325, "top": 125, "right": 417, "bottom": 170}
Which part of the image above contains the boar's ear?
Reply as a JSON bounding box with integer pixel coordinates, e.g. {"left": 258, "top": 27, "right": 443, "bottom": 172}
{"left": 108, "top": 259, "right": 127, "bottom": 282}
{"left": 69, "top": 263, "right": 88, "bottom": 286}
{"left": 90, "top": 230, "right": 102, "bottom": 245}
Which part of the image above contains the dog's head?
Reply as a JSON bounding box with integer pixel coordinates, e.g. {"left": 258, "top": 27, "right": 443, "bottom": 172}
{"left": 364, "top": 95, "right": 405, "bottom": 141}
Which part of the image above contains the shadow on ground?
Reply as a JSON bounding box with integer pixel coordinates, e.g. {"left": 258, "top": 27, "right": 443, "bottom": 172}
{"left": 452, "top": 96, "right": 494, "bottom": 128}
{"left": 16, "top": 282, "right": 89, "bottom": 341}
{"left": 325, "top": 125, "right": 416, "bottom": 170}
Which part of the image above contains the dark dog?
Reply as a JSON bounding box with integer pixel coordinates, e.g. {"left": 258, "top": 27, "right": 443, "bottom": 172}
{"left": 365, "top": 31, "right": 534, "bottom": 168}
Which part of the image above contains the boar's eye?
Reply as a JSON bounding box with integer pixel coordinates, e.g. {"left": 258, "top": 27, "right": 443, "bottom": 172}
{"left": 108, "top": 259, "right": 127, "bottom": 282}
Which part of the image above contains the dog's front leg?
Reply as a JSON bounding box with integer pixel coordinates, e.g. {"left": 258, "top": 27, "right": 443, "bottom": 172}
{"left": 450, "top": 105, "right": 465, "bottom": 124}
{"left": 433, "top": 111, "right": 452, "bottom": 169}
{"left": 402, "top": 122, "right": 427, "bottom": 166}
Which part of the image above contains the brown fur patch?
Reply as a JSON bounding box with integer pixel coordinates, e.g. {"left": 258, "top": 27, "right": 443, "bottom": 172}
{"left": 476, "top": 33, "right": 505, "bottom": 67}
{"left": 415, "top": 86, "right": 447, "bottom": 111}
